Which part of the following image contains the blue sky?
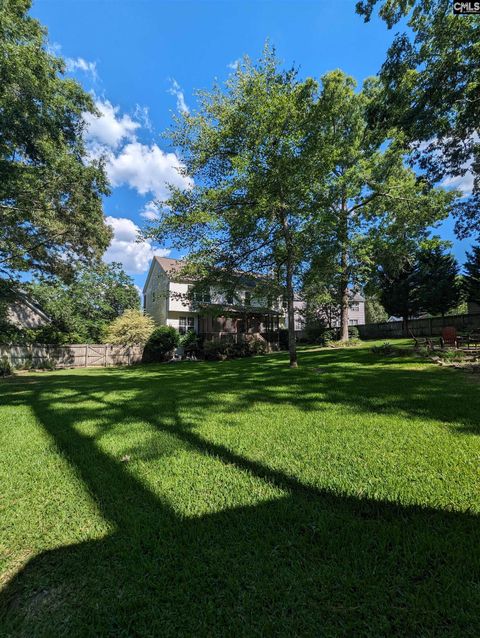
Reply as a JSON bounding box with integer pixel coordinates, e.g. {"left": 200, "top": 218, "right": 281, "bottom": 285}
{"left": 32, "top": 0, "right": 473, "bottom": 289}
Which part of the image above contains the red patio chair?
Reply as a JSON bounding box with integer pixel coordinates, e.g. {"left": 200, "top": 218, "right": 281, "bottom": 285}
{"left": 440, "top": 326, "right": 458, "bottom": 348}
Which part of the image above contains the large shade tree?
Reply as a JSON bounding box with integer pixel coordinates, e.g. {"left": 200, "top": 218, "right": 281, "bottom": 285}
{"left": 0, "top": 0, "right": 111, "bottom": 283}
{"left": 146, "top": 47, "right": 320, "bottom": 367}
{"left": 357, "top": 0, "right": 480, "bottom": 238}
{"left": 307, "top": 70, "right": 454, "bottom": 340}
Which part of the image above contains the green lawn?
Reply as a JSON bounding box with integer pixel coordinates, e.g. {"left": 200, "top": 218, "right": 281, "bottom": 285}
{"left": 1, "top": 342, "right": 479, "bottom": 637}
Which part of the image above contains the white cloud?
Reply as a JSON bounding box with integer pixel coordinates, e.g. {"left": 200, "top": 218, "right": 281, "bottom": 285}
{"left": 442, "top": 171, "right": 474, "bottom": 196}
{"left": 83, "top": 97, "right": 192, "bottom": 204}
{"left": 133, "top": 104, "right": 153, "bottom": 131}
{"left": 104, "top": 216, "right": 170, "bottom": 274}
{"left": 140, "top": 201, "right": 160, "bottom": 221}
{"left": 227, "top": 58, "right": 241, "bottom": 70}
{"left": 168, "top": 79, "right": 189, "bottom": 114}
{"left": 106, "top": 141, "right": 192, "bottom": 200}
{"left": 84, "top": 99, "right": 140, "bottom": 148}
{"left": 65, "top": 57, "right": 97, "bottom": 80}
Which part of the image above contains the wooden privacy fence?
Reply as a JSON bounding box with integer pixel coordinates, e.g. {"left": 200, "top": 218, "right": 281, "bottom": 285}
{"left": 0, "top": 344, "right": 144, "bottom": 369}
{"left": 358, "top": 313, "right": 480, "bottom": 340}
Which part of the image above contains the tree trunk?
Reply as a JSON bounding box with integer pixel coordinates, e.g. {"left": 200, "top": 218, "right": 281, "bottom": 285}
{"left": 286, "top": 253, "right": 298, "bottom": 368}
{"left": 339, "top": 198, "right": 349, "bottom": 342}
{"left": 279, "top": 207, "right": 298, "bottom": 368}
{"left": 340, "top": 275, "right": 350, "bottom": 342}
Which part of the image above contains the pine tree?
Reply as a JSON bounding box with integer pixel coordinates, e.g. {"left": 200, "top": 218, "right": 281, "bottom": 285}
{"left": 417, "top": 247, "right": 460, "bottom": 318}
{"left": 463, "top": 246, "right": 480, "bottom": 308}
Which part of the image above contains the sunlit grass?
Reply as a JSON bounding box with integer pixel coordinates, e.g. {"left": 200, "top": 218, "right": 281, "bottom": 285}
{"left": 1, "top": 341, "right": 479, "bottom": 636}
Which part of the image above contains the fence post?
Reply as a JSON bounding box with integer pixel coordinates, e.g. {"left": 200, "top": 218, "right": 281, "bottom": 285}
{"left": 84, "top": 345, "right": 88, "bottom": 368}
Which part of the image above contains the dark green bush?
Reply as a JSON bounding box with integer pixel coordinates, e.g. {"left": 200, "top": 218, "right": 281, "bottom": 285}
{"left": 179, "top": 330, "right": 199, "bottom": 351}
{"left": 202, "top": 336, "right": 269, "bottom": 360}
{"left": 143, "top": 326, "right": 180, "bottom": 362}
{"left": 278, "top": 329, "right": 289, "bottom": 350}
{"left": 348, "top": 325, "right": 360, "bottom": 339}
{"left": 203, "top": 339, "right": 230, "bottom": 360}
{"left": 305, "top": 321, "right": 338, "bottom": 345}
{"left": 0, "top": 356, "right": 13, "bottom": 377}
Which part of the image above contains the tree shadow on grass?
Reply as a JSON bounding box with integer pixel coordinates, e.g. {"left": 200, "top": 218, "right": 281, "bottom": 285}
{"left": 1, "top": 352, "right": 480, "bottom": 636}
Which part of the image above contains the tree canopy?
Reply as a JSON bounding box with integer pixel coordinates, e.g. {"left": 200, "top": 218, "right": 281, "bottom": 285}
{"left": 306, "top": 69, "right": 454, "bottom": 340}
{"left": 356, "top": 0, "right": 480, "bottom": 238}
{"left": 0, "top": 0, "right": 111, "bottom": 282}
{"left": 27, "top": 262, "right": 139, "bottom": 343}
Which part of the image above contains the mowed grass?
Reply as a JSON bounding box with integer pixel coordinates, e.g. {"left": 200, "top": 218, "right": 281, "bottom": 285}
{"left": 1, "top": 341, "right": 480, "bottom": 637}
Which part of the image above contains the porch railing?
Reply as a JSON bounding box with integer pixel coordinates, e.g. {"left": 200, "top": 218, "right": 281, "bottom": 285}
{"left": 199, "top": 331, "right": 280, "bottom": 344}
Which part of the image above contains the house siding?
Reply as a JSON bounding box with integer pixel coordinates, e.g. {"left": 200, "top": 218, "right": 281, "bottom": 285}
{"left": 144, "top": 259, "right": 168, "bottom": 325}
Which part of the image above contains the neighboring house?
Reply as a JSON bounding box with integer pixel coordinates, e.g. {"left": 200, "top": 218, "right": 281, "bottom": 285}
{"left": 344, "top": 291, "right": 366, "bottom": 327}
{"left": 387, "top": 312, "right": 429, "bottom": 323}
{"left": 143, "top": 257, "right": 282, "bottom": 338}
{"left": 289, "top": 290, "right": 366, "bottom": 330}
{"left": 5, "top": 294, "right": 51, "bottom": 329}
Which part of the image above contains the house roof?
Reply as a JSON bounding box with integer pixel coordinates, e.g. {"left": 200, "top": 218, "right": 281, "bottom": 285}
{"left": 351, "top": 291, "right": 365, "bottom": 302}
{"left": 18, "top": 294, "right": 51, "bottom": 323}
{"left": 152, "top": 256, "right": 266, "bottom": 286}
{"left": 143, "top": 256, "right": 191, "bottom": 293}
{"left": 147, "top": 256, "right": 366, "bottom": 302}
{"left": 154, "top": 256, "right": 187, "bottom": 277}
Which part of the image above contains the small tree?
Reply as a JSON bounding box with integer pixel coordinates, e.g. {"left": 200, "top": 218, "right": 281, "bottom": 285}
{"left": 463, "top": 246, "right": 480, "bottom": 307}
{"left": 417, "top": 246, "right": 460, "bottom": 319}
{"left": 105, "top": 310, "right": 155, "bottom": 346}
{"left": 365, "top": 297, "right": 388, "bottom": 324}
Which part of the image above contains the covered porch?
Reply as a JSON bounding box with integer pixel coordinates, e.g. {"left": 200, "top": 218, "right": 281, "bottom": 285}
{"left": 198, "top": 307, "right": 281, "bottom": 344}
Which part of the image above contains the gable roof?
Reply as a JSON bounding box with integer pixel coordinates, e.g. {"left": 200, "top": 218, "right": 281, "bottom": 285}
{"left": 154, "top": 256, "right": 186, "bottom": 277}
{"left": 143, "top": 256, "right": 189, "bottom": 293}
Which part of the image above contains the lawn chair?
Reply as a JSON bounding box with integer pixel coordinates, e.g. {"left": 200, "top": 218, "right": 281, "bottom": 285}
{"left": 440, "top": 326, "right": 459, "bottom": 349}
{"left": 409, "top": 330, "right": 433, "bottom": 350}
{"left": 466, "top": 330, "right": 480, "bottom": 349}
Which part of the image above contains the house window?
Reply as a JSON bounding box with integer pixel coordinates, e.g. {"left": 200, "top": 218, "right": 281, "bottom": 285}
{"left": 244, "top": 291, "right": 252, "bottom": 306}
{"left": 152, "top": 291, "right": 156, "bottom": 303}
{"left": 295, "top": 320, "right": 305, "bottom": 331}
{"left": 349, "top": 319, "right": 359, "bottom": 326}
{"left": 179, "top": 316, "right": 195, "bottom": 335}
{"left": 192, "top": 288, "right": 211, "bottom": 303}
{"left": 350, "top": 301, "right": 359, "bottom": 311}
{"left": 226, "top": 293, "right": 234, "bottom": 305}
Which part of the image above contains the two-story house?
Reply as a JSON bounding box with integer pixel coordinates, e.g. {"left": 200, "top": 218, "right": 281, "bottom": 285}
{"left": 288, "top": 291, "right": 366, "bottom": 331}
{"left": 144, "top": 256, "right": 365, "bottom": 338}
{"left": 143, "top": 257, "right": 282, "bottom": 339}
